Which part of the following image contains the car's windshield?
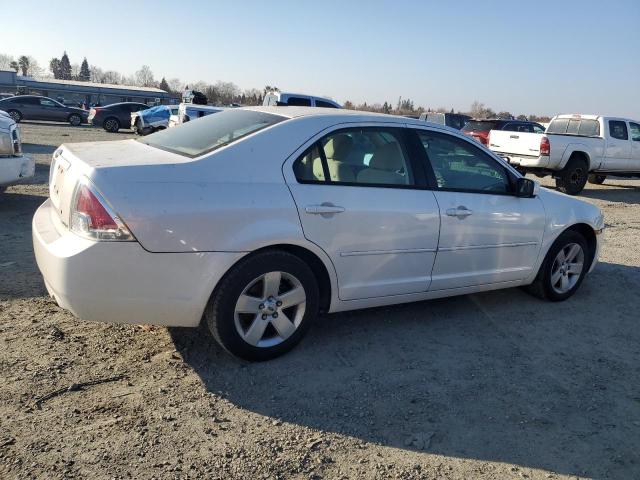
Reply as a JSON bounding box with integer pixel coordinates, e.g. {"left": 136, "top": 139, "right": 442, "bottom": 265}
{"left": 140, "top": 109, "right": 286, "bottom": 157}
{"left": 461, "top": 120, "right": 500, "bottom": 132}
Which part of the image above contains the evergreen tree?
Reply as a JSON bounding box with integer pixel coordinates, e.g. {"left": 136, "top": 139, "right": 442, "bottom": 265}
{"left": 59, "top": 51, "right": 72, "bottom": 80}
{"left": 79, "top": 58, "right": 91, "bottom": 81}
{"left": 159, "top": 77, "right": 170, "bottom": 92}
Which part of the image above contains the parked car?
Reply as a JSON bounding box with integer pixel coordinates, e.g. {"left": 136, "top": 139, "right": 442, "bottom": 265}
{"left": 33, "top": 107, "right": 604, "bottom": 361}
{"left": 419, "top": 112, "right": 471, "bottom": 130}
{"left": 131, "top": 105, "right": 179, "bottom": 135}
{"left": 263, "top": 91, "right": 341, "bottom": 108}
{"left": 0, "top": 110, "right": 34, "bottom": 193}
{"left": 462, "top": 119, "right": 545, "bottom": 146}
{"left": 88, "top": 102, "right": 150, "bottom": 132}
{"left": 0, "top": 95, "right": 88, "bottom": 126}
{"left": 177, "top": 103, "right": 224, "bottom": 124}
{"left": 488, "top": 114, "right": 640, "bottom": 194}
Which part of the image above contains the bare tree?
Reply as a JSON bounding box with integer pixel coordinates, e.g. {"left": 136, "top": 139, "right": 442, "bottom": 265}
{"left": 167, "top": 78, "right": 184, "bottom": 93}
{"left": 135, "top": 65, "right": 156, "bottom": 87}
{"left": 0, "top": 53, "right": 15, "bottom": 70}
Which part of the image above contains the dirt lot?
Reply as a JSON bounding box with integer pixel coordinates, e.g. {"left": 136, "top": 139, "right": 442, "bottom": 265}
{"left": 1, "top": 122, "right": 639, "bottom": 480}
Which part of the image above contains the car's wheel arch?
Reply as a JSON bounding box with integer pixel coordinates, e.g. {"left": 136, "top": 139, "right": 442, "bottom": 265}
{"left": 206, "top": 241, "right": 337, "bottom": 319}
{"left": 531, "top": 222, "right": 598, "bottom": 284}
{"left": 560, "top": 147, "right": 591, "bottom": 170}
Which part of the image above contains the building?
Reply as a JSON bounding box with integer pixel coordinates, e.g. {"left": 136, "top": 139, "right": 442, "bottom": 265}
{"left": 0, "top": 70, "right": 176, "bottom": 106}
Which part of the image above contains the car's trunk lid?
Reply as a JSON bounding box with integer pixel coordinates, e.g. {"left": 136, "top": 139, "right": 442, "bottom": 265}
{"left": 49, "top": 140, "right": 186, "bottom": 227}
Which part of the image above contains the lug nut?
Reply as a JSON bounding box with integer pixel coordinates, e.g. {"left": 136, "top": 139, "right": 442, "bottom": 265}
{"left": 272, "top": 312, "right": 278, "bottom": 318}
{"left": 259, "top": 304, "right": 264, "bottom": 310}
{"left": 276, "top": 301, "right": 282, "bottom": 307}
{"left": 261, "top": 314, "right": 268, "bottom": 320}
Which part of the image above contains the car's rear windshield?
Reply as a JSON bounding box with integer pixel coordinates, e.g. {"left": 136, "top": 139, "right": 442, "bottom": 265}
{"left": 140, "top": 109, "right": 286, "bottom": 157}
{"left": 547, "top": 118, "right": 600, "bottom": 137}
{"left": 461, "top": 120, "right": 500, "bottom": 132}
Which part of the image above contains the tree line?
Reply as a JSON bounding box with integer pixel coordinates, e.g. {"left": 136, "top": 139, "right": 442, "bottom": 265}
{"left": 0, "top": 51, "right": 550, "bottom": 119}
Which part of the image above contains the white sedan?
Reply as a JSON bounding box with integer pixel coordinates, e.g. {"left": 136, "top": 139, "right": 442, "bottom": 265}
{"left": 33, "top": 107, "right": 604, "bottom": 360}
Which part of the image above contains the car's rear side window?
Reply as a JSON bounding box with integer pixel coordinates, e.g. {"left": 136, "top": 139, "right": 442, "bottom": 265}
{"left": 315, "top": 100, "right": 338, "bottom": 108}
{"left": 461, "top": 120, "right": 500, "bottom": 132}
{"left": 293, "top": 127, "right": 415, "bottom": 187}
{"left": 609, "top": 120, "right": 628, "bottom": 140}
{"left": 140, "top": 109, "right": 285, "bottom": 157}
{"left": 286, "top": 97, "right": 312, "bottom": 106}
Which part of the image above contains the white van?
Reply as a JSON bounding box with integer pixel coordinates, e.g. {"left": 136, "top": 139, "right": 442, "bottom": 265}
{"left": 263, "top": 92, "right": 341, "bottom": 108}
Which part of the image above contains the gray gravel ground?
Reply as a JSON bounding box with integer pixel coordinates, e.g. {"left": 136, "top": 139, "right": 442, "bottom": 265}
{"left": 1, "top": 121, "right": 639, "bottom": 479}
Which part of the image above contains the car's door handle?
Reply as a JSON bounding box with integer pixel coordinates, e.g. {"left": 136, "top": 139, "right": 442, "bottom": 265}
{"left": 509, "top": 135, "right": 519, "bottom": 139}
{"left": 305, "top": 204, "right": 345, "bottom": 215}
{"left": 446, "top": 206, "right": 473, "bottom": 218}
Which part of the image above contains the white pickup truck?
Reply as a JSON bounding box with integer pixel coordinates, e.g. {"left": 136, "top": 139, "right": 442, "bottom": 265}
{"left": 488, "top": 114, "right": 640, "bottom": 194}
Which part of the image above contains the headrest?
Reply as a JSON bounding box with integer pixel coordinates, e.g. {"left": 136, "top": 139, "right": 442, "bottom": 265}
{"left": 324, "top": 134, "right": 353, "bottom": 161}
{"left": 370, "top": 143, "right": 404, "bottom": 170}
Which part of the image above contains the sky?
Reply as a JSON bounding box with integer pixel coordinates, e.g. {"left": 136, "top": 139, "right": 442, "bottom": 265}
{"left": 2, "top": 0, "right": 639, "bottom": 117}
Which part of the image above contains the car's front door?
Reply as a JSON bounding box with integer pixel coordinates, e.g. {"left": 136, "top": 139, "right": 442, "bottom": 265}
{"left": 285, "top": 126, "right": 440, "bottom": 301}
{"left": 413, "top": 128, "right": 546, "bottom": 291}
{"left": 604, "top": 120, "right": 632, "bottom": 171}
{"left": 38, "top": 98, "right": 66, "bottom": 122}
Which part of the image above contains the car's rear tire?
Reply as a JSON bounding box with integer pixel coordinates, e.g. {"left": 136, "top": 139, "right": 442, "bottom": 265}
{"left": 588, "top": 174, "right": 606, "bottom": 185}
{"left": 204, "top": 250, "right": 319, "bottom": 361}
{"left": 68, "top": 114, "right": 82, "bottom": 126}
{"left": 555, "top": 157, "right": 588, "bottom": 195}
{"left": 103, "top": 117, "right": 120, "bottom": 133}
{"left": 524, "top": 230, "right": 590, "bottom": 302}
{"left": 7, "top": 109, "right": 22, "bottom": 123}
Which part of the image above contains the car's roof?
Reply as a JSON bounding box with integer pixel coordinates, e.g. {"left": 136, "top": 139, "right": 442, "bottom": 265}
{"left": 244, "top": 106, "right": 407, "bottom": 122}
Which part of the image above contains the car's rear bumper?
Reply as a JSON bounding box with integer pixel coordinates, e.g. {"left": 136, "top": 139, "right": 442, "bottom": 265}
{"left": 33, "top": 199, "right": 246, "bottom": 327}
{"left": 0, "top": 154, "right": 35, "bottom": 187}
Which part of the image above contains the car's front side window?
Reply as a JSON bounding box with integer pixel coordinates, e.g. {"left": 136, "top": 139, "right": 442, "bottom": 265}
{"left": 609, "top": 120, "right": 628, "bottom": 140}
{"left": 416, "top": 130, "right": 512, "bottom": 194}
{"left": 293, "top": 128, "right": 415, "bottom": 187}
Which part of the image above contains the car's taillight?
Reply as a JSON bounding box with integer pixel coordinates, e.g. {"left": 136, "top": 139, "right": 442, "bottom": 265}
{"left": 70, "top": 178, "right": 135, "bottom": 241}
{"left": 540, "top": 136, "right": 550, "bottom": 156}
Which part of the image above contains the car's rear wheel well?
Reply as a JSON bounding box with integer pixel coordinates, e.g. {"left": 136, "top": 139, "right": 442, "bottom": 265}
{"left": 243, "top": 244, "right": 332, "bottom": 313}
{"left": 568, "top": 151, "right": 589, "bottom": 169}
{"left": 565, "top": 223, "right": 597, "bottom": 268}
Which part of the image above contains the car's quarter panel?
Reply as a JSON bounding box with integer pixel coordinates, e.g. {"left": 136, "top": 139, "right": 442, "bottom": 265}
{"left": 33, "top": 199, "right": 245, "bottom": 327}
{"left": 431, "top": 192, "right": 545, "bottom": 290}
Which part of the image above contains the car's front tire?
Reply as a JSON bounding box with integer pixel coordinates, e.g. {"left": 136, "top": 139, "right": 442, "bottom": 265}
{"left": 103, "top": 117, "right": 120, "bottom": 133}
{"left": 524, "top": 230, "right": 590, "bottom": 301}
{"left": 68, "top": 114, "right": 82, "bottom": 126}
{"left": 204, "top": 250, "right": 319, "bottom": 361}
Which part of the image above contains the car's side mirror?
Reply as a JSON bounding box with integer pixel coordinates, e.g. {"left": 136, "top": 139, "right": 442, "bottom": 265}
{"left": 516, "top": 177, "right": 537, "bottom": 197}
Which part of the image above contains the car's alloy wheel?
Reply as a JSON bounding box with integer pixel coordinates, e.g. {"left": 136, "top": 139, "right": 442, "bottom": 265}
{"left": 205, "top": 250, "right": 319, "bottom": 361}
{"left": 524, "top": 230, "right": 589, "bottom": 301}
{"left": 234, "top": 271, "right": 306, "bottom": 348}
{"left": 104, "top": 118, "right": 119, "bottom": 132}
{"left": 7, "top": 110, "right": 21, "bottom": 122}
{"left": 549, "top": 243, "right": 584, "bottom": 295}
{"left": 69, "top": 114, "right": 82, "bottom": 126}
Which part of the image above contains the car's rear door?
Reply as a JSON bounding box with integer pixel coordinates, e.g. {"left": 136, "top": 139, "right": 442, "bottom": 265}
{"left": 412, "top": 128, "right": 545, "bottom": 290}
{"left": 284, "top": 125, "right": 440, "bottom": 301}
